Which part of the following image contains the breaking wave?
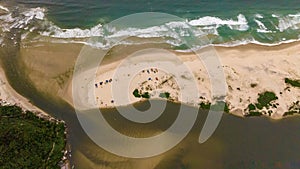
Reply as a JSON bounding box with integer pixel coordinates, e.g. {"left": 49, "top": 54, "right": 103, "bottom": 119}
{"left": 0, "top": 4, "right": 300, "bottom": 50}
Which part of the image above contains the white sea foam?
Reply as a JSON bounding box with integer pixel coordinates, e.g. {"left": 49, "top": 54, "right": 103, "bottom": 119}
{"left": 189, "top": 14, "right": 249, "bottom": 31}
{"left": 1, "top": 5, "right": 300, "bottom": 50}
{"left": 22, "top": 7, "right": 45, "bottom": 21}
{"left": 0, "top": 7, "right": 47, "bottom": 33}
{"left": 0, "top": 5, "right": 9, "bottom": 12}
{"left": 41, "top": 23, "right": 104, "bottom": 38}
{"left": 254, "top": 19, "right": 273, "bottom": 33}
{"left": 278, "top": 13, "right": 300, "bottom": 32}
{"left": 41, "top": 20, "right": 206, "bottom": 41}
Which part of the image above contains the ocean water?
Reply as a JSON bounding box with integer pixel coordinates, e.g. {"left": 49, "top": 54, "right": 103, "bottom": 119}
{"left": 0, "top": 0, "right": 300, "bottom": 49}
{"left": 1, "top": 1, "right": 300, "bottom": 169}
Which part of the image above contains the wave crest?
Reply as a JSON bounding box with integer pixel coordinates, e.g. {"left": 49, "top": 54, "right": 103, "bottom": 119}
{"left": 0, "top": 4, "right": 300, "bottom": 49}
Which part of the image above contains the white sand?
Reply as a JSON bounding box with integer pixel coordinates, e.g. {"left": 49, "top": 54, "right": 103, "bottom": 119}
{"left": 0, "top": 64, "right": 51, "bottom": 119}
{"left": 68, "top": 43, "right": 300, "bottom": 119}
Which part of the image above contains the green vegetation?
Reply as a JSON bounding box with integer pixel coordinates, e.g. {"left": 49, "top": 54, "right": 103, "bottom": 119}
{"left": 284, "top": 101, "right": 300, "bottom": 116}
{"left": 159, "top": 92, "right": 170, "bottom": 99}
{"left": 245, "top": 111, "right": 262, "bottom": 117}
{"left": 256, "top": 91, "right": 278, "bottom": 110}
{"left": 245, "top": 91, "right": 278, "bottom": 117}
{"left": 199, "top": 101, "right": 229, "bottom": 113}
{"left": 141, "top": 92, "right": 150, "bottom": 99}
{"left": 248, "top": 104, "right": 256, "bottom": 111}
{"left": 285, "top": 78, "right": 300, "bottom": 88}
{"left": 223, "top": 102, "right": 230, "bottom": 113}
{"left": 133, "top": 89, "right": 141, "bottom": 98}
{"left": 133, "top": 89, "right": 150, "bottom": 99}
{"left": 199, "top": 102, "right": 211, "bottom": 110}
{"left": 0, "top": 105, "right": 66, "bottom": 169}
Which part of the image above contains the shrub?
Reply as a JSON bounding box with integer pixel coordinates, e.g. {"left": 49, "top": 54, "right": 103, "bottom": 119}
{"left": 133, "top": 89, "right": 141, "bottom": 98}
{"left": 256, "top": 91, "right": 277, "bottom": 110}
{"left": 285, "top": 78, "right": 300, "bottom": 88}
{"left": 141, "top": 92, "right": 150, "bottom": 99}
{"left": 159, "top": 92, "right": 170, "bottom": 99}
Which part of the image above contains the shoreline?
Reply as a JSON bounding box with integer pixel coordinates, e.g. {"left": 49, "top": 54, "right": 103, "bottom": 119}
{"left": 66, "top": 41, "right": 300, "bottom": 119}
{"left": 0, "top": 63, "right": 71, "bottom": 168}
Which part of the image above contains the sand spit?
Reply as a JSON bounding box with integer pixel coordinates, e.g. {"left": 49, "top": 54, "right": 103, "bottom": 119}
{"left": 68, "top": 42, "right": 300, "bottom": 119}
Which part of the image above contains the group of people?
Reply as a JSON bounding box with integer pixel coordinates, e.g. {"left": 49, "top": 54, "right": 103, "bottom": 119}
{"left": 95, "top": 78, "right": 113, "bottom": 88}
{"left": 142, "top": 68, "right": 159, "bottom": 74}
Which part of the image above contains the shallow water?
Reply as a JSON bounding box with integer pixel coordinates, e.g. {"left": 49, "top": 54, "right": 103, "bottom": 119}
{"left": 1, "top": 41, "right": 300, "bottom": 168}
{"left": 0, "top": 2, "right": 300, "bottom": 168}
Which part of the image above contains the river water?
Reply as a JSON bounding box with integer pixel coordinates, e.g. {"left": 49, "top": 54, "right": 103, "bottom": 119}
{"left": 1, "top": 39, "right": 300, "bottom": 168}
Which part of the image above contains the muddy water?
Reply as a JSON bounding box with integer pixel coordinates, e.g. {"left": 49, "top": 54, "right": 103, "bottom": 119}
{"left": 1, "top": 31, "right": 300, "bottom": 169}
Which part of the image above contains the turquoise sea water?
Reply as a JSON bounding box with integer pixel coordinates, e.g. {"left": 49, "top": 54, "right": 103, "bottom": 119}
{"left": 1, "top": 0, "right": 300, "bottom": 48}
{"left": 1, "top": 1, "right": 300, "bottom": 168}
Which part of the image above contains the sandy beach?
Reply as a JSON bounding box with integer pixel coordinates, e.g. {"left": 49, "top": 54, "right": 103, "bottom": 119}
{"left": 0, "top": 64, "right": 49, "bottom": 117}
{"left": 65, "top": 42, "right": 300, "bottom": 119}
{"left": 13, "top": 39, "right": 300, "bottom": 119}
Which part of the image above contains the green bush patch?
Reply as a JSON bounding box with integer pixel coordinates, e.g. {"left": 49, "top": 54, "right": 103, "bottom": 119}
{"left": 133, "top": 89, "right": 141, "bottom": 98}
{"left": 284, "top": 101, "right": 300, "bottom": 116}
{"left": 256, "top": 91, "right": 278, "bottom": 110}
{"left": 133, "top": 89, "right": 151, "bottom": 99}
{"left": 199, "top": 102, "right": 211, "bottom": 110}
{"left": 0, "top": 105, "right": 66, "bottom": 169}
{"left": 248, "top": 104, "right": 256, "bottom": 111}
{"left": 159, "top": 92, "right": 170, "bottom": 99}
{"left": 199, "top": 101, "right": 229, "bottom": 113}
{"left": 285, "top": 78, "right": 300, "bottom": 88}
{"left": 141, "top": 92, "right": 150, "bottom": 99}
{"left": 245, "top": 111, "right": 262, "bottom": 117}
{"left": 245, "top": 91, "right": 278, "bottom": 117}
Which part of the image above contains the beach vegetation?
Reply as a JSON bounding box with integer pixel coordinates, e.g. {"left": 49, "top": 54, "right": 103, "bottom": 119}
{"left": 133, "top": 89, "right": 150, "bottom": 99}
{"left": 245, "top": 91, "right": 278, "bottom": 117}
{"left": 159, "top": 92, "right": 170, "bottom": 99}
{"left": 248, "top": 104, "right": 256, "bottom": 111}
{"left": 141, "top": 92, "right": 150, "bottom": 99}
{"left": 285, "top": 78, "right": 300, "bottom": 88}
{"left": 199, "top": 102, "right": 211, "bottom": 110}
{"left": 245, "top": 111, "right": 262, "bottom": 117}
{"left": 0, "top": 105, "right": 66, "bottom": 169}
{"left": 283, "top": 101, "right": 300, "bottom": 116}
{"left": 255, "top": 91, "right": 278, "bottom": 110}
{"left": 133, "top": 89, "right": 141, "bottom": 98}
{"left": 200, "top": 101, "right": 229, "bottom": 113}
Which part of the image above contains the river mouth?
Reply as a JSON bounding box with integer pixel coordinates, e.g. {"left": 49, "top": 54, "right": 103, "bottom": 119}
{"left": 1, "top": 42, "right": 300, "bottom": 168}
{"left": 0, "top": 2, "right": 300, "bottom": 168}
{"left": 0, "top": 34, "right": 300, "bottom": 169}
